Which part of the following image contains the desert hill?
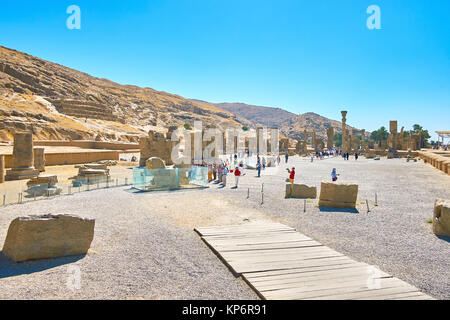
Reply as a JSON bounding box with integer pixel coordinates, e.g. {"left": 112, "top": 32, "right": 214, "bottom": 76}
{"left": 0, "top": 45, "right": 360, "bottom": 145}
{"left": 0, "top": 46, "right": 243, "bottom": 143}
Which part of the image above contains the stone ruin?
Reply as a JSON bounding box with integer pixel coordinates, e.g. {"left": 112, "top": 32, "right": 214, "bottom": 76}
{"left": 433, "top": 199, "right": 450, "bottom": 237}
{"left": 139, "top": 130, "right": 173, "bottom": 167}
{"left": 285, "top": 184, "right": 317, "bottom": 199}
{"left": 25, "top": 174, "right": 62, "bottom": 197}
{"left": 69, "top": 163, "right": 111, "bottom": 186}
{"left": 5, "top": 131, "right": 40, "bottom": 181}
{"left": 33, "top": 147, "right": 45, "bottom": 172}
{"left": 2, "top": 214, "right": 95, "bottom": 262}
{"left": 318, "top": 182, "right": 359, "bottom": 209}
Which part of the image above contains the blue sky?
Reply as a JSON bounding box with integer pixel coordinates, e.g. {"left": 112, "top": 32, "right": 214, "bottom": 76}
{"left": 1, "top": 0, "right": 449, "bottom": 139}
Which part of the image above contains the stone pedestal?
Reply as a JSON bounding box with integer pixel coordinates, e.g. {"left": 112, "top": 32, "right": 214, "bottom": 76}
{"left": 5, "top": 132, "right": 39, "bottom": 181}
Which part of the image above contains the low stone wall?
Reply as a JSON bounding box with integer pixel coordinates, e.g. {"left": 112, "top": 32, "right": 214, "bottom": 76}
{"left": 34, "top": 140, "right": 139, "bottom": 150}
{"left": 418, "top": 151, "right": 450, "bottom": 175}
{"left": 3, "top": 150, "right": 120, "bottom": 167}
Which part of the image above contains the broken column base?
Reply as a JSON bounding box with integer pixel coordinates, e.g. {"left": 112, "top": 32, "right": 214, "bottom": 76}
{"left": 5, "top": 168, "right": 40, "bottom": 181}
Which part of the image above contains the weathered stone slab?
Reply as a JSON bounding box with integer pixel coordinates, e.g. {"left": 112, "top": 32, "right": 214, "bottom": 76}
{"left": 319, "top": 182, "right": 358, "bottom": 209}
{"left": 433, "top": 199, "right": 450, "bottom": 237}
{"left": 2, "top": 214, "right": 95, "bottom": 262}
{"left": 27, "top": 174, "right": 58, "bottom": 187}
{"left": 285, "top": 184, "right": 317, "bottom": 199}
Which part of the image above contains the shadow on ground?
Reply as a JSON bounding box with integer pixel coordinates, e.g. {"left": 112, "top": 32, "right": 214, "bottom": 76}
{"left": 436, "top": 235, "right": 450, "bottom": 243}
{"left": 319, "top": 207, "right": 359, "bottom": 214}
{"left": 0, "top": 252, "right": 85, "bottom": 279}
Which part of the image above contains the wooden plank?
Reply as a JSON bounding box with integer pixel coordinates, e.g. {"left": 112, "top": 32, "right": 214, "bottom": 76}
{"left": 195, "top": 222, "right": 434, "bottom": 300}
{"left": 262, "top": 278, "right": 416, "bottom": 300}
{"left": 243, "top": 262, "right": 369, "bottom": 279}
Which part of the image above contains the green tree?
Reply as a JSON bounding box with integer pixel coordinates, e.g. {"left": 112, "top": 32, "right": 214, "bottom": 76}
{"left": 370, "top": 126, "right": 389, "bottom": 143}
{"left": 242, "top": 126, "right": 249, "bottom": 131}
{"left": 334, "top": 133, "right": 342, "bottom": 147}
{"left": 412, "top": 124, "right": 431, "bottom": 147}
{"left": 184, "top": 123, "right": 192, "bottom": 130}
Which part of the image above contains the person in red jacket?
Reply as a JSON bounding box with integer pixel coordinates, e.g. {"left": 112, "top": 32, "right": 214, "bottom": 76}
{"left": 287, "top": 167, "right": 295, "bottom": 184}
{"left": 234, "top": 166, "right": 241, "bottom": 189}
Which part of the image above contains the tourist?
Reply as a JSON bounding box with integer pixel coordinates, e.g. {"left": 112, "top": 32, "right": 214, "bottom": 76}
{"left": 234, "top": 166, "right": 241, "bottom": 188}
{"left": 262, "top": 157, "right": 266, "bottom": 169}
{"left": 222, "top": 165, "right": 229, "bottom": 186}
{"left": 239, "top": 162, "right": 246, "bottom": 176}
{"left": 208, "top": 165, "right": 213, "bottom": 182}
{"left": 212, "top": 164, "right": 217, "bottom": 181}
{"left": 217, "top": 163, "right": 223, "bottom": 183}
{"left": 257, "top": 159, "right": 262, "bottom": 177}
{"left": 287, "top": 167, "right": 295, "bottom": 184}
{"left": 285, "top": 153, "right": 289, "bottom": 163}
{"left": 331, "top": 168, "right": 339, "bottom": 182}
{"left": 277, "top": 155, "right": 281, "bottom": 165}
{"left": 355, "top": 153, "right": 359, "bottom": 161}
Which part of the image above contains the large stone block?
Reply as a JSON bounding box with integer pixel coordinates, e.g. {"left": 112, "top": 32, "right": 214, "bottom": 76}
{"left": 319, "top": 182, "right": 358, "bottom": 209}
{"left": 2, "top": 214, "right": 95, "bottom": 262}
{"left": 433, "top": 199, "right": 450, "bottom": 237}
{"left": 285, "top": 184, "right": 317, "bottom": 199}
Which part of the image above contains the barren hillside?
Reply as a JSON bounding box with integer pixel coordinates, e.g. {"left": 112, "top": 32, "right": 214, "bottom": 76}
{"left": 0, "top": 46, "right": 244, "bottom": 143}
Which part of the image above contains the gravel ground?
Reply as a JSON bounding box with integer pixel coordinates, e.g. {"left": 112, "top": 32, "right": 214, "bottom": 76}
{"left": 0, "top": 155, "right": 448, "bottom": 299}
{"left": 0, "top": 188, "right": 260, "bottom": 300}
{"left": 213, "top": 156, "right": 450, "bottom": 300}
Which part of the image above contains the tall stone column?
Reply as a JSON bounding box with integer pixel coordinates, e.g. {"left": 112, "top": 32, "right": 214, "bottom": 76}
{"left": 312, "top": 132, "right": 317, "bottom": 150}
{"left": 389, "top": 121, "right": 398, "bottom": 151}
{"left": 5, "top": 132, "right": 39, "bottom": 181}
{"left": 0, "top": 155, "right": 4, "bottom": 184}
{"left": 34, "top": 147, "right": 46, "bottom": 172}
{"left": 341, "top": 111, "right": 348, "bottom": 153}
{"left": 327, "top": 127, "right": 334, "bottom": 150}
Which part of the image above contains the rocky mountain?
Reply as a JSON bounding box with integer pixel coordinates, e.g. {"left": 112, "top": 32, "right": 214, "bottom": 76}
{"left": 0, "top": 46, "right": 244, "bottom": 143}
{"left": 280, "top": 112, "right": 359, "bottom": 141}
{"left": 204, "top": 101, "right": 360, "bottom": 141}
{"left": 0, "top": 45, "right": 360, "bottom": 145}
{"left": 211, "top": 102, "right": 296, "bottom": 128}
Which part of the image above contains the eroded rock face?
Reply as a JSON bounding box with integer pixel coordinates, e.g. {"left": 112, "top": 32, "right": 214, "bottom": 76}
{"left": 433, "top": 199, "right": 450, "bottom": 237}
{"left": 285, "top": 184, "right": 317, "bottom": 199}
{"left": 2, "top": 214, "right": 95, "bottom": 262}
{"left": 318, "top": 182, "right": 358, "bottom": 209}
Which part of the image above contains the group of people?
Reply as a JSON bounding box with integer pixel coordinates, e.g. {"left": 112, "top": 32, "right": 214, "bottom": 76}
{"left": 206, "top": 156, "right": 246, "bottom": 189}
{"left": 342, "top": 152, "right": 359, "bottom": 160}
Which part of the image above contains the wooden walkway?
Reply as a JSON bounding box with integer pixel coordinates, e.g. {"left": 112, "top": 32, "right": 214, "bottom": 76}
{"left": 195, "top": 222, "right": 433, "bottom": 300}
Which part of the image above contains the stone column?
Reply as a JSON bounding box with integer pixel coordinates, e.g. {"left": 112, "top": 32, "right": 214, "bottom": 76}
{"left": 327, "top": 127, "right": 334, "bottom": 150}
{"left": 5, "top": 132, "right": 39, "bottom": 181}
{"left": 0, "top": 155, "right": 4, "bottom": 184}
{"left": 33, "top": 147, "right": 46, "bottom": 172}
{"left": 389, "top": 121, "right": 398, "bottom": 151}
{"left": 341, "top": 111, "right": 348, "bottom": 153}
{"left": 312, "top": 132, "right": 317, "bottom": 150}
